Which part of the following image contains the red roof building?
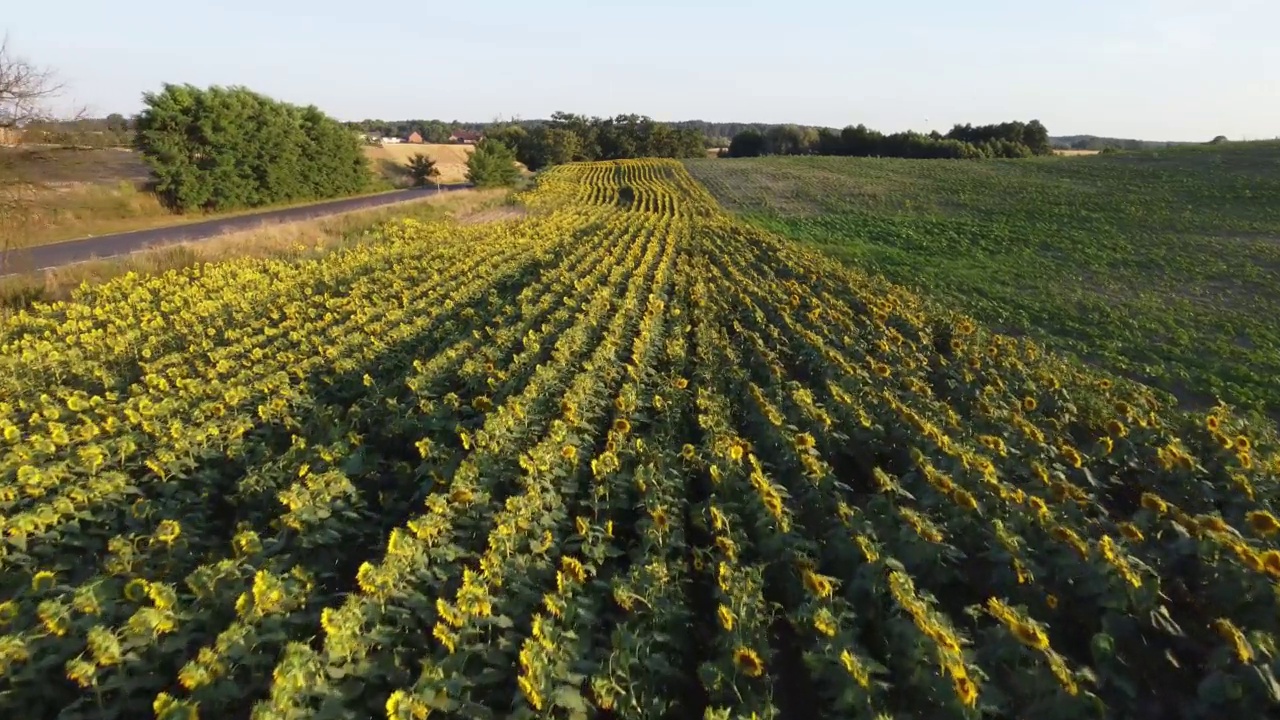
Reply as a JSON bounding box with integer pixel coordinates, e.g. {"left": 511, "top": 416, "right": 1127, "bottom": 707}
{"left": 449, "top": 130, "right": 482, "bottom": 144}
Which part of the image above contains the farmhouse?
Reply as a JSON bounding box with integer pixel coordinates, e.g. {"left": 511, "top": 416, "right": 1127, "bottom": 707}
{"left": 405, "top": 131, "right": 424, "bottom": 144}
{"left": 449, "top": 130, "right": 482, "bottom": 144}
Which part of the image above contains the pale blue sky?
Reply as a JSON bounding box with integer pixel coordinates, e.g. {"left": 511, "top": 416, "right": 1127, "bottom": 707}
{"left": 5, "top": 0, "right": 1277, "bottom": 140}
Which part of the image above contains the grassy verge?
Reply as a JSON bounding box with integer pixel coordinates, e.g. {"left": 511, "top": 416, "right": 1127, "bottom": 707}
{"left": 685, "top": 143, "right": 1280, "bottom": 419}
{"left": 2, "top": 181, "right": 479, "bottom": 250}
{"left": 0, "top": 188, "right": 509, "bottom": 315}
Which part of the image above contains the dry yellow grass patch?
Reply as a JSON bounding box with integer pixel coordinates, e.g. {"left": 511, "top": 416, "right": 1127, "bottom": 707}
{"left": 364, "top": 143, "right": 477, "bottom": 185}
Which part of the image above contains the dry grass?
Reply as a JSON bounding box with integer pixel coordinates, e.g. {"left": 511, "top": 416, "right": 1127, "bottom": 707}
{"left": 0, "top": 188, "right": 509, "bottom": 315}
{"left": 1053, "top": 149, "right": 1102, "bottom": 156}
{"left": 0, "top": 145, "right": 151, "bottom": 185}
{"left": 5, "top": 182, "right": 173, "bottom": 249}
{"left": 364, "top": 143, "right": 477, "bottom": 186}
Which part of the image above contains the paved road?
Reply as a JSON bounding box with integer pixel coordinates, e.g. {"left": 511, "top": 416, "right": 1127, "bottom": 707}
{"left": 1, "top": 184, "right": 470, "bottom": 276}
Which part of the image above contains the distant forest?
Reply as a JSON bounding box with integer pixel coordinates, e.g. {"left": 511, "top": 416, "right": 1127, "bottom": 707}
{"left": 724, "top": 120, "right": 1055, "bottom": 159}
{"left": 1049, "top": 135, "right": 1197, "bottom": 151}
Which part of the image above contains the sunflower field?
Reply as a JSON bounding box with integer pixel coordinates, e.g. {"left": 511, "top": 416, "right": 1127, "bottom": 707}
{"left": 1, "top": 159, "right": 1279, "bottom": 720}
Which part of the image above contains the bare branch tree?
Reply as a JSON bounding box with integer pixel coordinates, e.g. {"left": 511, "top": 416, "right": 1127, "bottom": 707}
{"left": 1, "top": 35, "right": 66, "bottom": 270}
{"left": 0, "top": 34, "right": 64, "bottom": 131}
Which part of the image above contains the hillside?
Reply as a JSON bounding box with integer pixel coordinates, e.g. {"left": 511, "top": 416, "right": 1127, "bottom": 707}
{"left": 2, "top": 160, "right": 1278, "bottom": 719}
{"left": 363, "top": 142, "right": 477, "bottom": 186}
{"left": 685, "top": 142, "right": 1280, "bottom": 418}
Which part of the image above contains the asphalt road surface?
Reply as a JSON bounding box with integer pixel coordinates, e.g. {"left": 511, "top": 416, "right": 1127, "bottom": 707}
{"left": 1, "top": 184, "right": 469, "bottom": 276}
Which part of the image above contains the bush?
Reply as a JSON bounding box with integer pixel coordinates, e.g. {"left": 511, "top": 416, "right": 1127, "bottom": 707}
{"left": 134, "top": 84, "right": 370, "bottom": 213}
{"left": 466, "top": 139, "right": 521, "bottom": 187}
{"left": 405, "top": 153, "right": 438, "bottom": 186}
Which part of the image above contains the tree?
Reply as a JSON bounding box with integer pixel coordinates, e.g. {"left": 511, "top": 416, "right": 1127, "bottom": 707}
{"left": 1, "top": 37, "right": 68, "bottom": 267}
{"left": 765, "top": 125, "right": 809, "bottom": 155}
{"left": 727, "top": 130, "right": 765, "bottom": 157}
{"left": 1, "top": 36, "right": 62, "bottom": 132}
{"left": 1210, "top": 135, "right": 1229, "bottom": 144}
{"left": 405, "top": 153, "right": 438, "bottom": 187}
{"left": 466, "top": 138, "right": 520, "bottom": 187}
{"left": 104, "top": 113, "right": 129, "bottom": 133}
{"left": 135, "top": 84, "right": 370, "bottom": 212}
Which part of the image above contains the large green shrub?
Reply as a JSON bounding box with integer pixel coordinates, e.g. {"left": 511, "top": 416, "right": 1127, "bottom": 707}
{"left": 134, "top": 84, "right": 369, "bottom": 212}
{"left": 466, "top": 138, "right": 521, "bottom": 187}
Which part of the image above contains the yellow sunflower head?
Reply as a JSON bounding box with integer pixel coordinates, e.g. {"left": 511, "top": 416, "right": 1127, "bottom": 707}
{"left": 733, "top": 647, "right": 764, "bottom": 677}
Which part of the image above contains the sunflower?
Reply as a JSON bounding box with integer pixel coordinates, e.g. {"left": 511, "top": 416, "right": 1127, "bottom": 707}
{"left": 762, "top": 492, "right": 785, "bottom": 519}
{"left": 1261, "top": 550, "right": 1280, "bottom": 578}
{"left": 813, "top": 608, "right": 838, "bottom": 638}
{"left": 1011, "top": 621, "right": 1050, "bottom": 651}
{"left": 651, "top": 507, "right": 670, "bottom": 532}
{"left": 674, "top": 378, "right": 689, "bottom": 390}
{"left": 681, "top": 444, "right": 698, "bottom": 461}
{"left": 1235, "top": 436, "right": 1251, "bottom": 452}
{"left": 560, "top": 445, "right": 578, "bottom": 461}
{"left": 561, "top": 557, "right": 588, "bottom": 584}
{"left": 733, "top": 647, "right": 765, "bottom": 677}
{"left": 1140, "top": 492, "right": 1169, "bottom": 514}
{"left": 613, "top": 418, "right": 631, "bottom": 434}
{"left": 1106, "top": 420, "right": 1128, "bottom": 438}
{"left": 728, "top": 444, "right": 745, "bottom": 462}
{"left": 31, "top": 571, "right": 56, "bottom": 593}
{"left": 709, "top": 506, "right": 727, "bottom": 532}
{"left": 1212, "top": 618, "right": 1254, "bottom": 664}
{"left": 1118, "top": 523, "right": 1145, "bottom": 543}
{"left": 1045, "top": 594, "right": 1059, "bottom": 610}
{"left": 1061, "top": 447, "right": 1083, "bottom": 469}
{"left": 715, "top": 536, "right": 738, "bottom": 560}
{"left": 717, "top": 604, "right": 735, "bottom": 631}
{"left": 1246, "top": 510, "right": 1280, "bottom": 537}
{"left": 0, "top": 601, "right": 18, "bottom": 626}
{"left": 840, "top": 649, "right": 871, "bottom": 687}
{"left": 1206, "top": 414, "right": 1221, "bottom": 431}
{"left": 952, "top": 489, "right": 978, "bottom": 512}
{"left": 155, "top": 520, "right": 182, "bottom": 544}
{"left": 1022, "top": 396, "right": 1037, "bottom": 412}
{"left": 1098, "top": 379, "right": 1113, "bottom": 391}
{"left": 802, "top": 570, "right": 836, "bottom": 599}
{"left": 953, "top": 675, "right": 979, "bottom": 707}
{"left": 65, "top": 658, "right": 97, "bottom": 689}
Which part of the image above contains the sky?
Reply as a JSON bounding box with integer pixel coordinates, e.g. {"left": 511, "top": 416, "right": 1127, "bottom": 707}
{"left": 5, "top": 0, "right": 1278, "bottom": 141}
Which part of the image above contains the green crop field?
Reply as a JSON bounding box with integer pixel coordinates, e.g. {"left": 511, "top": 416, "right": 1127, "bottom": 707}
{"left": 685, "top": 143, "right": 1280, "bottom": 419}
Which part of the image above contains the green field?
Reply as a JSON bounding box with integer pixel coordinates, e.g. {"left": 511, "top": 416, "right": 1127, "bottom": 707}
{"left": 685, "top": 143, "right": 1280, "bottom": 419}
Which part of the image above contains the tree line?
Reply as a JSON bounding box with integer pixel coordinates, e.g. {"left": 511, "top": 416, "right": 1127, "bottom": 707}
{"left": 727, "top": 120, "right": 1053, "bottom": 159}
{"left": 134, "top": 84, "right": 370, "bottom": 212}
{"left": 484, "top": 112, "right": 707, "bottom": 171}
{"left": 1053, "top": 134, "right": 1193, "bottom": 152}
{"left": 345, "top": 118, "right": 491, "bottom": 143}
